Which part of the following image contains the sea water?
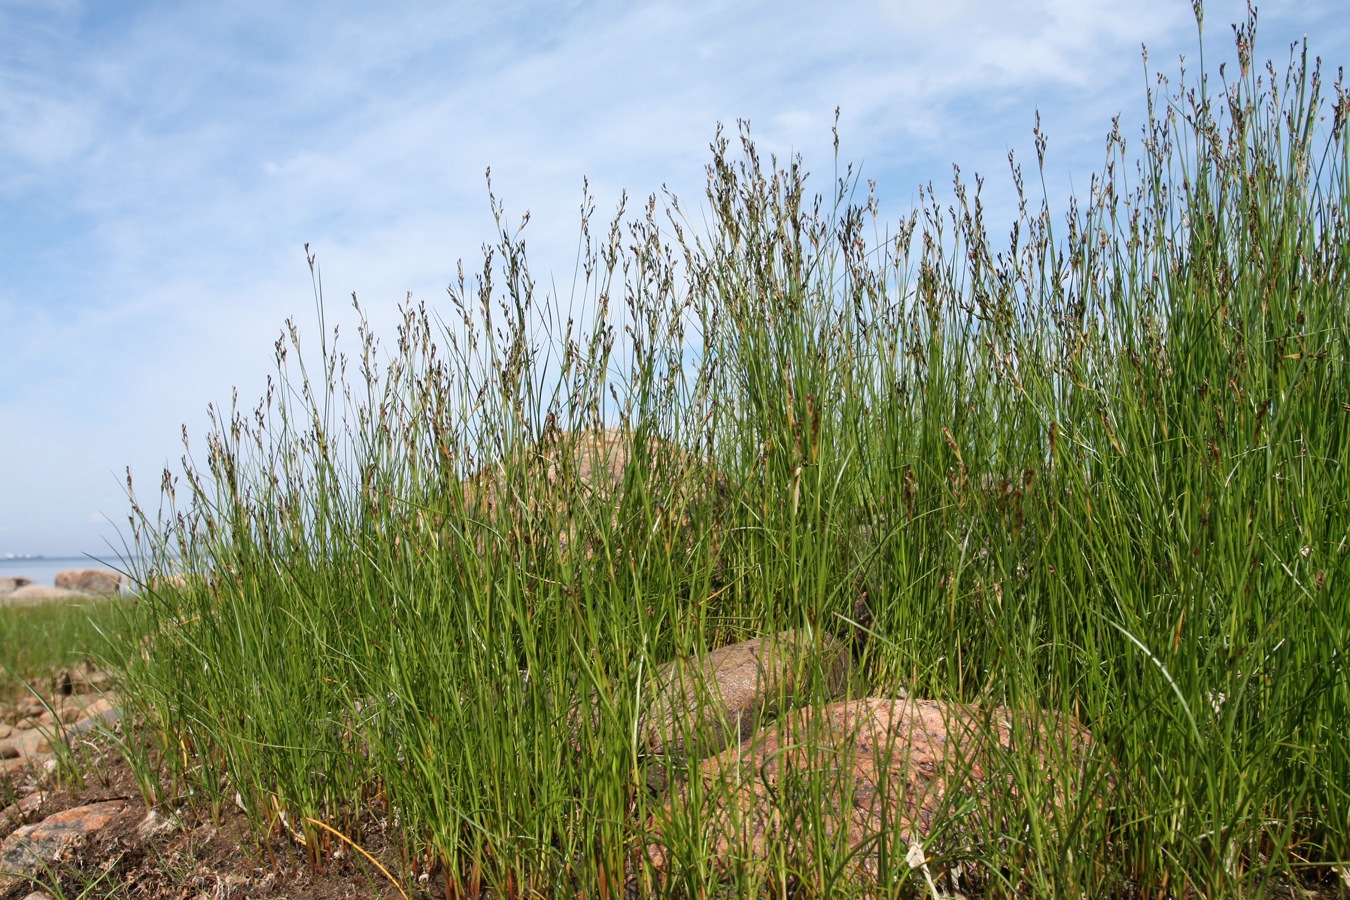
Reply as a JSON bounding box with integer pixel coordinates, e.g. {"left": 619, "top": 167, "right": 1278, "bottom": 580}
{"left": 0, "top": 555, "right": 136, "bottom": 588}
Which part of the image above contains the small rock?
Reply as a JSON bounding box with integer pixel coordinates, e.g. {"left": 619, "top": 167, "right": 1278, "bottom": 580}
{"left": 21, "top": 890, "right": 56, "bottom": 900}
{"left": 137, "top": 809, "right": 182, "bottom": 840}
{"left": 0, "top": 745, "right": 17, "bottom": 760}
{"left": 0, "top": 724, "right": 11, "bottom": 739}
{"left": 0, "top": 800, "right": 128, "bottom": 892}
{"left": 41, "top": 704, "right": 121, "bottom": 753}
{"left": 73, "top": 697, "right": 116, "bottom": 720}
{"left": 0, "top": 792, "right": 46, "bottom": 830}
{"left": 54, "top": 664, "right": 109, "bottom": 696}
{"left": 0, "top": 576, "right": 33, "bottom": 595}
{"left": 61, "top": 702, "right": 121, "bottom": 743}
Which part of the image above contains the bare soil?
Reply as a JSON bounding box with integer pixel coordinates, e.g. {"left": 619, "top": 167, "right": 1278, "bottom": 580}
{"left": 0, "top": 678, "right": 426, "bottom": 900}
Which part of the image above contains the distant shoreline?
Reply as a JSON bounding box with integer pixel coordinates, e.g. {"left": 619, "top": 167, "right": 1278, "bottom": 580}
{"left": 0, "top": 555, "right": 139, "bottom": 588}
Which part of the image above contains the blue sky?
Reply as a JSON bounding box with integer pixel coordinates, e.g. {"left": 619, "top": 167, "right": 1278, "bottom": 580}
{"left": 2, "top": 0, "right": 1347, "bottom": 559}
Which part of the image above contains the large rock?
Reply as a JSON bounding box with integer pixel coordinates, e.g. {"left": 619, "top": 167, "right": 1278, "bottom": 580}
{"left": 640, "top": 630, "right": 854, "bottom": 789}
{"left": 2, "top": 585, "right": 83, "bottom": 605}
{"left": 449, "top": 427, "right": 731, "bottom": 562}
{"left": 54, "top": 568, "right": 124, "bottom": 595}
{"left": 0, "top": 801, "right": 129, "bottom": 893}
{"left": 646, "top": 697, "right": 1095, "bottom": 885}
{"left": 0, "top": 576, "right": 33, "bottom": 595}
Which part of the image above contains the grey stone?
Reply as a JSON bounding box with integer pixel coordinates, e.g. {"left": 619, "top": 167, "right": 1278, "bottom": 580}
{"left": 136, "top": 809, "right": 182, "bottom": 840}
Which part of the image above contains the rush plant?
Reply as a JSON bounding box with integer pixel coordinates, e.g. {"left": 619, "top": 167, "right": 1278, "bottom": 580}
{"left": 116, "top": 8, "right": 1347, "bottom": 897}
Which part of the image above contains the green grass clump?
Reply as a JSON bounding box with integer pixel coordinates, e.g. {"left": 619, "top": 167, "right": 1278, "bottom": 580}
{"left": 115, "top": 10, "right": 1348, "bottom": 897}
{"left": 0, "top": 598, "right": 130, "bottom": 701}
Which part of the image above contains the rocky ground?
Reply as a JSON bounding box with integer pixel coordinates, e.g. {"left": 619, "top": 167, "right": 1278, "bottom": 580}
{"left": 0, "top": 668, "right": 411, "bottom": 900}
{"left": 2, "top": 656, "right": 1340, "bottom": 899}
{"left": 0, "top": 636, "right": 1090, "bottom": 900}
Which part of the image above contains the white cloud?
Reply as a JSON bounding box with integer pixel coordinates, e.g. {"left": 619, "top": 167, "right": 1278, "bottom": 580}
{"left": 0, "top": 0, "right": 1345, "bottom": 555}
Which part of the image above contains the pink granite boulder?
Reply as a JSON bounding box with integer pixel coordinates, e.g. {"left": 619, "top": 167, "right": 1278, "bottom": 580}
{"left": 639, "top": 629, "right": 854, "bottom": 789}
{"left": 0, "top": 576, "right": 33, "bottom": 595}
{"left": 646, "top": 697, "right": 1097, "bottom": 886}
{"left": 0, "top": 801, "right": 129, "bottom": 893}
{"left": 54, "top": 569, "right": 123, "bottom": 595}
{"left": 2, "top": 585, "right": 82, "bottom": 604}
